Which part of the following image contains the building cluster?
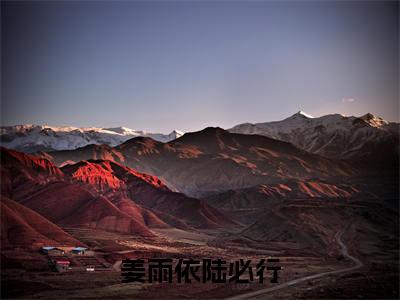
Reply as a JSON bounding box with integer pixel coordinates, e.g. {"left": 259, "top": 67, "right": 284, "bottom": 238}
{"left": 41, "top": 246, "right": 89, "bottom": 272}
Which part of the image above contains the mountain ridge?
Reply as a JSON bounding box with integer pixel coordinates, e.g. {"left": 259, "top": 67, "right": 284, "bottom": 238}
{"left": 41, "top": 127, "right": 357, "bottom": 197}
{"left": 0, "top": 124, "right": 184, "bottom": 153}
{"left": 229, "top": 111, "right": 399, "bottom": 160}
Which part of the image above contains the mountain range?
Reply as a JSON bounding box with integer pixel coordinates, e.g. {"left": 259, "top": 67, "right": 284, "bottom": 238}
{"left": 1, "top": 112, "right": 398, "bottom": 244}
{"left": 1, "top": 111, "right": 398, "bottom": 292}
{"left": 1, "top": 112, "right": 398, "bottom": 163}
{"left": 0, "top": 124, "right": 183, "bottom": 153}
{"left": 1, "top": 146, "right": 236, "bottom": 250}
{"left": 32, "top": 110, "right": 397, "bottom": 197}
{"left": 40, "top": 127, "right": 359, "bottom": 197}
{"left": 230, "top": 111, "right": 399, "bottom": 160}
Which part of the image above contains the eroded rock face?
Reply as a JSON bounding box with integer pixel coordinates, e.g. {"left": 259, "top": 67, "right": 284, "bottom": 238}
{"left": 0, "top": 147, "right": 236, "bottom": 242}
{"left": 42, "top": 127, "right": 361, "bottom": 197}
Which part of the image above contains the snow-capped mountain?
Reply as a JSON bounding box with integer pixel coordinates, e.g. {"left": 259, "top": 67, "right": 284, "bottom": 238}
{"left": 229, "top": 111, "right": 399, "bottom": 159}
{"left": 0, "top": 124, "right": 184, "bottom": 153}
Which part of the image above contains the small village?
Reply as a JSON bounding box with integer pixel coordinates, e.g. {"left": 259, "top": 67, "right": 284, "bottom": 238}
{"left": 41, "top": 246, "right": 113, "bottom": 273}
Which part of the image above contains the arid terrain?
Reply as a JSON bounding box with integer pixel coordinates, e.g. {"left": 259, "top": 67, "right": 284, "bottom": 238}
{"left": 1, "top": 123, "right": 399, "bottom": 299}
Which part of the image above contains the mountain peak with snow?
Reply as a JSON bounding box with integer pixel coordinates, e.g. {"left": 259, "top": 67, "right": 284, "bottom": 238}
{"left": 359, "top": 113, "right": 388, "bottom": 128}
{"left": 229, "top": 112, "right": 398, "bottom": 159}
{"left": 168, "top": 130, "right": 184, "bottom": 139}
{"left": 296, "top": 110, "right": 314, "bottom": 118}
{"left": 0, "top": 124, "right": 184, "bottom": 153}
{"left": 104, "top": 126, "right": 144, "bottom": 135}
{"left": 283, "top": 111, "right": 314, "bottom": 121}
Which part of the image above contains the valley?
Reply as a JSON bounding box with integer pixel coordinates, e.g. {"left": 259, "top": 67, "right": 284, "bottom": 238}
{"left": 2, "top": 196, "right": 397, "bottom": 299}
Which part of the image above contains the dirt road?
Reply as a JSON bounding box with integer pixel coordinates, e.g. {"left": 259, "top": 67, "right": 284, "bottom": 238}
{"left": 226, "top": 226, "right": 363, "bottom": 299}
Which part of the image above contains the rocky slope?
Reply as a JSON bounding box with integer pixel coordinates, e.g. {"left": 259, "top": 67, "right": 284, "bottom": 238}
{"left": 229, "top": 111, "right": 399, "bottom": 161}
{"left": 42, "top": 127, "right": 356, "bottom": 197}
{"left": 1, "top": 147, "right": 235, "bottom": 242}
{"left": 1, "top": 195, "right": 84, "bottom": 250}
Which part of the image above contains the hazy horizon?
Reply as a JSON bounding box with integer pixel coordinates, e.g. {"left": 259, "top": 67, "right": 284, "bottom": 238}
{"left": 0, "top": 109, "right": 396, "bottom": 134}
{"left": 2, "top": 1, "right": 398, "bottom": 132}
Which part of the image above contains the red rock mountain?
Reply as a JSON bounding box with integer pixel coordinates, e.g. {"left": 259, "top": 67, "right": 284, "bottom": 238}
{"left": 203, "top": 180, "right": 358, "bottom": 211}
{"left": 1, "top": 195, "right": 83, "bottom": 249}
{"left": 1, "top": 147, "right": 63, "bottom": 200}
{"left": 43, "top": 127, "right": 356, "bottom": 197}
{"left": 61, "top": 159, "right": 237, "bottom": 229}
{"left": 61, "top": 159, "right": 167, "bottom": 192}
{"left": 17, "top": 181, "right": 157, "bottom": 236}
{"left": 1, "top": 147, "right": 236, "bottom": 244}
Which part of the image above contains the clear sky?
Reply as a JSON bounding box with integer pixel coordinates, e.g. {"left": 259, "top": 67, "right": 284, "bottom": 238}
{"left": 1, "top": 1, "right": 398, "bottom": 133}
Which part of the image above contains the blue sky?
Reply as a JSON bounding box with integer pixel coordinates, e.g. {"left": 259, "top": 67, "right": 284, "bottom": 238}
{"left": 2, "top": 1, "right": 398, "bottom": 132}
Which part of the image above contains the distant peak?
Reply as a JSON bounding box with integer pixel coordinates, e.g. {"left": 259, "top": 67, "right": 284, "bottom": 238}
{"left": 360, "top": 113, "right": 375, "bottom": 120}
{"left": 296, "top": 110, "right": 314, "bottom": 118}
{"left": 170, "top": 129, "right": 184, "bottom": 135}
{"left": 177, "top": 127, "right": 225, "bottom": 140}
{"left": 287, "top": 111, "right": 313, "bottom": 119}
{"left": 104, "top": 126, "right": 138, "bottom": 135}
{"left": 202, "top": 126, "right": 225, "bottom": 133}
{"left": 359, "top": 113, "right": 388, "bottom": 127}
{"left": 114, "top": 126, "right": 130, "bottom": 131}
